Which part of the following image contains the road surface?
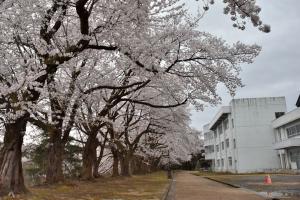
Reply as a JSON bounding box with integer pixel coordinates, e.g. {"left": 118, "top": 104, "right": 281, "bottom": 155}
{"left": 168, "top": 171, "right": 265, "bottom": 200}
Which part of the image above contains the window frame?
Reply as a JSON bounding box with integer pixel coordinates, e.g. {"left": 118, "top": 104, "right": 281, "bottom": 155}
{"left": 233, "top": 139, "right": 236, "bottom": 149}
{"left": 226, "top": 138, "right": 230, "bottom": 148}
{"left": 228, "top": 157, "right": 232, "bottom": 166}
{"left": 286, "top": 124, "right": 300, "bottom": 138}
{"left": 218, "top": 124, "right": 223, "bottom": 135}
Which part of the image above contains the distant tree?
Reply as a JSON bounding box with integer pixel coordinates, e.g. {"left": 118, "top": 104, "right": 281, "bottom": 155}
{"left": 26, "top": 136, "right": 82, "bottom": 182}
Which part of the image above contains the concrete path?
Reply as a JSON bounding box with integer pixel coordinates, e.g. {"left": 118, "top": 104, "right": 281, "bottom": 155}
{"left": 172, "top": 171, "right": 265, "bottom": 200}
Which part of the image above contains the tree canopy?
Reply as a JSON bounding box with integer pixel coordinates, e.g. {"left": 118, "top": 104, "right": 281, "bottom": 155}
{"left": 0, "top": 0, "right": 268, "bottom": 196}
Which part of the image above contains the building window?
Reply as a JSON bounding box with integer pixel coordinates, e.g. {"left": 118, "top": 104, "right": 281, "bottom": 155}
{"left": 214, "top": 130, "right": 217, "bottom": 138}
{"left": 275, "top": 112, "right": 285, "bottom": 119}
{"left": 206, "top": 145, "right": 214, "bottom": 153}
{"left": 228, "top": 157, "right": 232, "bottom": 166}
{"left": 233, "top": 139, "right": 236, "bottom": 149}
{"left": 217, "top": 159, "right": 220, "bottom": 167}
{"left": 277, "top": 128, "right": 282, "bottom": 141}
{"left": 286, "top": 124, "right": 300, "bottom": 138}
{"left": 231, "top": 118, "right": 234, "bottom": 128}
{"left": 218, "top": 125, "right": 223, "bottom": 134}
{"left": 205, "top": 146, "right": 214, "bottom": 154}
{"left": 216, "top": 144, "right": 219, "bottom": 152}
{"left": 226, "top": 139, "right": 230, "bottom": 148}
{"left": 204, "top": 132, "right": 214, "bottom": 141}
{"left": 224, "top": 119, "right": 229, "bottom": 130}
{"left": 282, "top": 154, "right": 286, "bottom": 169}
{"left": 221, "top": 142, "right": 224, "bottom": 150}
{"left": 221, "top": 159, "right": 224, "bottom": 167}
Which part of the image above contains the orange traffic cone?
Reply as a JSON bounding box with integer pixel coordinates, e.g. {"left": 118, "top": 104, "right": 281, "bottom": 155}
{"left": 264, "top": 174, "right": 272, "bottom": 185}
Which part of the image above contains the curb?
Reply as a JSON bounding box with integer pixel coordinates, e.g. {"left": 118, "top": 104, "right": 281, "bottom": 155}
{"left": 161, "top": 178, "right": 174, "bottom": 200}
{"left": 204, "top": 177, "right": 240, "bottom": 188}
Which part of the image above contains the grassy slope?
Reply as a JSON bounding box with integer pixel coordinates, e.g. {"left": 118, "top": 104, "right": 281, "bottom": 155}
{"left": 4, "top": 171, "right": 169, "bottom": 200}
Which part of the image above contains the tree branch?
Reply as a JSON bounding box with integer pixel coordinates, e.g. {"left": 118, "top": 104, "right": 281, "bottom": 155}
{"left": 119, "top": 98, "right": 188, "bottom": 108}
{"left": 83, "top": 81, "right": 146, "bottom": 95}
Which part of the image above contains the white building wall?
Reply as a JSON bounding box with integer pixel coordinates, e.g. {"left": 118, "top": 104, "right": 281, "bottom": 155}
{"left": 204, "top": 97, "right": 287, "bottom": 173}
{"left": 208, "top": 112, "right": 237, "bottom": 173}
{"left": 225, "top": 113, "right": 237, "bottom": 172}
{"left": 272, "top": 108, "right": 300, "bottom": 170}
{"left": 203, "top": 124, "right": 216, "bottom": 165}
{"left": 231, "top": 97, "right": 286, "bottom": 173}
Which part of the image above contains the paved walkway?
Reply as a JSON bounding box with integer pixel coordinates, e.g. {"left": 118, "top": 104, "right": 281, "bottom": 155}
{"left": 170, "top": 171, "right": 265, "bottom": 200}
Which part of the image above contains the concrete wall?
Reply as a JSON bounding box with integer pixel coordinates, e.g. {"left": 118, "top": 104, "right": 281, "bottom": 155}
{"left": 231, "top": 97, "right": 286, "bottom": 173}
{"left": 204, "top": 97, "right": 288, "bottom": 173}
{"left": 273, "top": 108, "right": 300, "bottom": 170}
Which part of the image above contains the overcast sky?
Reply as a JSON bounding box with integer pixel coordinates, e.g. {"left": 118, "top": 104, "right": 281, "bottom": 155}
{"left": 187, "top": 0, "right": 300, "bottom": 131}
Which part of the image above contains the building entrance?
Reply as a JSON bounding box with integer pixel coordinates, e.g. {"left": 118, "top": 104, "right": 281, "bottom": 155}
{"left": 289, "top": 148, "right": 300, "bottom": 169}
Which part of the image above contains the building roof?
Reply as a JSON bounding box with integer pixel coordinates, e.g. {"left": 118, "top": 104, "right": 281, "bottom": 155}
{"left": 208, "top": 106, "right": 231, "bottom": 130}
{"left": 297, "top": 95, "right": 300, "bottom": 107}
{"left": 272, "top": 107, "right": 300, "bottom": 128}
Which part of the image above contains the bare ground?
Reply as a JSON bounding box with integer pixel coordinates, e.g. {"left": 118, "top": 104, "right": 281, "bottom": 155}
{"left": 173, "top": 171, "right": 265, "bottom": 200}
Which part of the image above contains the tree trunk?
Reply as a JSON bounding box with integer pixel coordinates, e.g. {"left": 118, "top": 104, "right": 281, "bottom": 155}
{"left": 111, "top": 149, "right": 119, "bottom": 177}
{"left": 92, "top": 151, "right": 100, "bottom": 178}
{"left": 93, "top": 143, "right": 105, "bottom": 178}
{"left": 131, "top": 157, "right": 150, "bottom": 175}
{"left": 46, "top": 131, "right": 64, "bottom": 184}
{"left": 81, "top": 135, "right": 97, "bottom": 180}
{"left": 92, "top": 161, "right": 100, "bottom": 178}
{"left": 0, "top": 116, "right": 28, "bottom": 195}
{"left": 120, "top": 153, "right": 132, "bottom": 177}
{"left": 131, "top": 157, "right": 140, "bottom": 174}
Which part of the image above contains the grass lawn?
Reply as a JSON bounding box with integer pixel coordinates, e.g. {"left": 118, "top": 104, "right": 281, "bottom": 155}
{"left": 4, "top": 171, "right": 169, "bottom": 200}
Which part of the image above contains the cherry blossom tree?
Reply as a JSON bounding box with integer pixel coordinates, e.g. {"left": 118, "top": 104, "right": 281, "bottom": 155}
{"left": 0, "top": 0, "right": 268, "bottom": 195}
